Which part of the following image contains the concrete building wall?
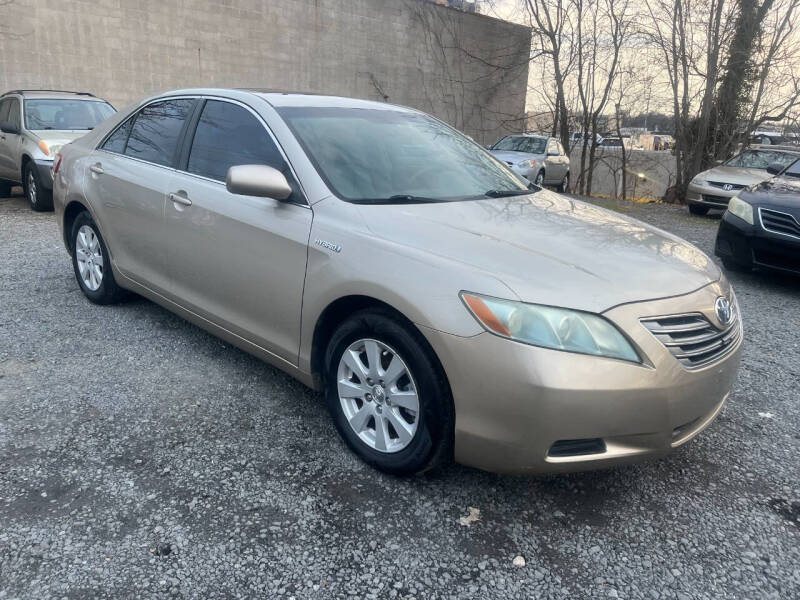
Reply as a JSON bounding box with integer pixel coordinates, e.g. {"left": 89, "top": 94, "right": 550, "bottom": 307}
{"left": 0, "top": 0, "right": 530, "bottom": 144}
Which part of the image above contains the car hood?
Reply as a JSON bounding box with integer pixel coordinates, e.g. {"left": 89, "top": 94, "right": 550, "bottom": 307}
{"left": 696, "top": 165, "right": 769, "bottom": 185}
{"left": 30, "top": 130, "right": 91, "bottom": 147}
{"left": 355, "top": 190, "right": 720, "bottom": 313}
{"left": 490, "top": 150, "right": 543, "bottom": 165}
{"left": 740, "top": 174, "right": 800, "bottom": 210}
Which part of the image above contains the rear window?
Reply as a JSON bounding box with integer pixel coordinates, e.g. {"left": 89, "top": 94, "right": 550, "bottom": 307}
{"left": 124, "top": 99, "right": 195, "bottom": 167}
{"left": 24, "top": 99, "right": 115, "bottom": 131}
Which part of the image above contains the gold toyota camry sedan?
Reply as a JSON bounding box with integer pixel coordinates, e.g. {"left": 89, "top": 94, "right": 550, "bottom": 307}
{"left": 53, "top": 89, "right": 742, "bottom": 475}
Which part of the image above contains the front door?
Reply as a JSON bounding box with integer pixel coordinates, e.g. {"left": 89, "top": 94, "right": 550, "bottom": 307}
{"left": 164, "top": 99, "right": 312, "bottom": 364}
{"left": 0, "top": 98, "right": 22, "bottom": 181}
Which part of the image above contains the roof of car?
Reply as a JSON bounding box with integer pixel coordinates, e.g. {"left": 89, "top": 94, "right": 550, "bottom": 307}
{"left": 1, "top": 89, "right": 106, "bottom": 101}
{"left": 751, "top": 144, "right": 800, "bottom": 153}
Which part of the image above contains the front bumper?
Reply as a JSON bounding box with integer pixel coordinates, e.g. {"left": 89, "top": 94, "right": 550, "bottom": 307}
{"left": 715, "top": 210, "right": 800, "bottom": 274}
{"left": 686, "top": 182, "right": 739, "bottom": 208}
{"left": 421, "top": 280, "right": 742, "bottom": 475}
{"left": 34, "top": 159, "right": 54, "bottom": 189}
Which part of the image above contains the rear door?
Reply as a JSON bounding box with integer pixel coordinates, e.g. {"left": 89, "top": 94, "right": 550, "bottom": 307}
{"left": 83, "top": 98, "right": 197, "bottom": 294}
{"left": 164, "top": 98, "right": 312, "bottom": 363}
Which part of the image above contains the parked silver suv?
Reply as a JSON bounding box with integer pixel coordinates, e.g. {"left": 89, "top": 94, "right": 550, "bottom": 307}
{"left": 0, "top": 90, "right": 115, "bottom": 210}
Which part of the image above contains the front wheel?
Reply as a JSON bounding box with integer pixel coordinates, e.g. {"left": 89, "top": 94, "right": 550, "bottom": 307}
{"left": 71, "top": 211, "right": 128, "bottom": 304}
{"left": 324, "top": 308, "right": 453, "bottom": 475}
{"left": 24, "top": 162, "right": 52, "bottom": 211}
{"left": 689, "top": 203, "right": 710, "bottom": 216}
{"left": 534, "top": 170, "right": 545, "bottom": 187}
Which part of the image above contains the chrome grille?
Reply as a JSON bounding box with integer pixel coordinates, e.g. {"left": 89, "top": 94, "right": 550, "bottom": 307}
{"left": 759, "top": 207, "right": 800, "bottom": 240}
{"left": 641, "top": 311, "right": 740, "bottom": 369}
{"left": 708, "top": 181, "right": 746, "bottom": 191}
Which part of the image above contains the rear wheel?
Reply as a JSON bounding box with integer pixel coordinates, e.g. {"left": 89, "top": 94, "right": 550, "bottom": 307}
{"left": 24, "top": 162, "right": 52, "bottom": 211}
{"left": 324, "top": 308, "right": 453, "bottom": 475}
{"left": 71, "top": 211, "right": 127, "bottom": 304}
{"left": 558, "top": 172, "right": 570, "bottom": 193}
{"left": 689, "top": 203, "right": 710, "bottom": 216}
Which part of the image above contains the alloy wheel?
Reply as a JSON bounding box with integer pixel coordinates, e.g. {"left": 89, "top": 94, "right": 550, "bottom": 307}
{"left": 27, "top": 171, "right": 37, "bottom": 206}
{"left": 337, "top": 338, "right": 419, "bottom": 453}
{"left": 75, "top": 225, "right": 104, "bottom": 291}
{"left": 535, "top": 172, "right": 544, "bottom": 186}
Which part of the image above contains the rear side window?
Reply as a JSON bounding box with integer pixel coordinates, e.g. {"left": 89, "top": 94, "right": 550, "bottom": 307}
{"left": 187, "top": 100, "right": 288, "bottom": 182}
{"left": 0, "top": 99, "right": 10, "bottom": 123}
{"left": 102, "top": 118, "right": 133, "bottom": 154}
{"left": 125, "top": 99, "right": 195, "bottom": 167}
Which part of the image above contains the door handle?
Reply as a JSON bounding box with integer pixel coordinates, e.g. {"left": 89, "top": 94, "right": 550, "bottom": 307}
{"left": 169, "top": 192, "right": 192, "bottom": 206}
{"left": 90, "top": 164, "right": 104, "bottom": 175}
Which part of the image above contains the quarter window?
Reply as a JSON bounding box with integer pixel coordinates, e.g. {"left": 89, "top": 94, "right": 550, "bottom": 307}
{"left": 187, "top": 100, "right": 289, "bottom": 183}
{"left": 102, "top": 117, "right": 133, "bottom": 154}
{"left": 124, "top": 99, "right": 195, "bottom": 167}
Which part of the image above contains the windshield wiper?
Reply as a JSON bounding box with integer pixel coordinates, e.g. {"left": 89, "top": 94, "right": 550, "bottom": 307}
{"left": 361, "top": 195, "right": 447, "bottom": 204}
{"left": 484, "top": 189, "right": 535, "bottom": 198}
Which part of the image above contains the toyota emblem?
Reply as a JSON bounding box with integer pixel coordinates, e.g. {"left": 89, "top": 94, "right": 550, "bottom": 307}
{"left": 715, "top": 296, "right": 733, "bottom": 325}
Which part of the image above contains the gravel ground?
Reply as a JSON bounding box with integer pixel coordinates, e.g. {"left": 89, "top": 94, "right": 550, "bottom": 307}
{"left": 1, "top": 189, "right": 798, "bottom": 600}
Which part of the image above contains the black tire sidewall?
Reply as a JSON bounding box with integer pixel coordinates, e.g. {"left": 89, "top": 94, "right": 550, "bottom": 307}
{"left": 323, "top": 309, "right": 452, "bottom": 475}
{"left": 560, "top": 173, "right": 569, "bottom": 193}
{"left": 70, "top": 212, "right": 124, "bottom": 304}
{"left": 535, "top": 171, "right": 545, "bottom": 186}
{"left": 25, "top": 163, "right": 52, "bottom": 211}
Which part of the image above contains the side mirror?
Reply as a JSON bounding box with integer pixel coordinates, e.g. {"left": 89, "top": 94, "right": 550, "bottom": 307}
{"left": 226, "top": 164, "right": 292, "bottom": 200}
{"left": 0, "top": 120, "right": 20, "bottom": 135}
{"left": 766, "top": 162, "right": 784, "bottom": 176}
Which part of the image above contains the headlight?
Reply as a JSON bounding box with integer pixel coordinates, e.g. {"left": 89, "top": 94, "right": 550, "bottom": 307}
{"left": 461, "top": 292, "right": 640, "bottom": 363}
{"left": 518, "top": 159, "right": 538, "bottom": 169}
{"left": 691, "top": 177, "right": 708, "bottom": 187}
{"left": 37, "top": 140, "right": 63, "bottom": 158}
{"left": 727, "top": 195, "right": 754, "bottom": 225}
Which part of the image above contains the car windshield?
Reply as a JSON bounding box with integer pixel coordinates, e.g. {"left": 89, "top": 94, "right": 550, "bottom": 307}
{"left": 24, "top": 99, "right": 115, "bottom": 131}
{"left": 491, "top": 136, "right": 547, "bottom": 154}
{"left": 782, "top": 158, "right": 800, "bottom": 177}
{"left": 277, "top": 107, "right": 529, "bottom": 203}
{"left": 724, "top": 149, "right": 798, "bottom": 169}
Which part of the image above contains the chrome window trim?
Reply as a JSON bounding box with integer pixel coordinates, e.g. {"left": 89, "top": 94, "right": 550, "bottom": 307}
{"left": 758, "top": 206, "right": 800, "bottom": 241}
{"left": 96, "top": 93, "right": 310, "bottom": 207}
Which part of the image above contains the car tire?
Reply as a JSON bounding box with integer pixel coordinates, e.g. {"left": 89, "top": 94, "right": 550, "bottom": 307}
{"left": 0, "top": 179, "right": 12, "bottom": 198}
{"left": 323, "top": 307, "right": 453, "bottom": 475}
{"left": 688, "top": 203, "right": 710, "bottom": 216}
{"left": 70, "top": 211, "right": 128, "bottom": 304}
{"left": 534, "top": 170, "right": 545, "bottom": 187}
{"left": 24, "top": 162, "right": 53, "bottom": 211}
{"left": 558, "top": 172, "right": 570, "bottom": 193}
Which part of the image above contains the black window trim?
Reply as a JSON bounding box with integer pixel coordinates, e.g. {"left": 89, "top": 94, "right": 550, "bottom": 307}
{"left": 174, "top": 95, "right": 309, "bottom": 206}
{"left": 96, "top": 96, "right": 200, "bottom": 171}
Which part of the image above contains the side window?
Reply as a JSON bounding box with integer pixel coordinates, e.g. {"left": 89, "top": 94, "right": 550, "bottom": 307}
{"left": 557, "top": 142, "right": 566, "bottom": 156}
{"left": 547, "top": 141, "right": 558, "bottom": 155}
{"left": 125, "top": 99, "right": 195, "bottom": 167}
{"left": 102, "top": 117, "right": 134, "bottom": 154}
{"left": 7, "top": 99, "right": 20, "bottom": 129}
{"left": 187, "top": 100, "right": 290, "bottom": 184}
{"left": 0, "top": 99, "right": 10, "bottom": 123}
